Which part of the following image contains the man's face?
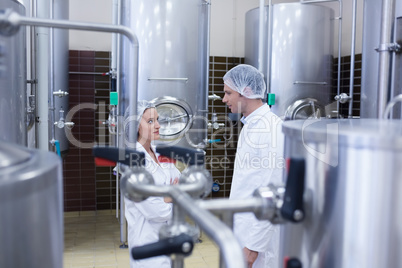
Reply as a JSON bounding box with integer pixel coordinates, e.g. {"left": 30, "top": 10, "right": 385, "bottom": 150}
{"left": 222, "top": 84, "right": 243, "bottom": 114}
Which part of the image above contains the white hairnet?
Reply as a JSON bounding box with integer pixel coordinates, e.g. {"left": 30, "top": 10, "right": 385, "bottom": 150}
{"left": 124, "top": 100, "right": 156, "bottom": 144}
{"left": 223, "top": 64, "right": 266, "bottom": 99}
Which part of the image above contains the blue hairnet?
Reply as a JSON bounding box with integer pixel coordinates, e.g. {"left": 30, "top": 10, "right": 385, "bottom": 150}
{"left": 223, "top": 64, "right": 266, "bottom": 99}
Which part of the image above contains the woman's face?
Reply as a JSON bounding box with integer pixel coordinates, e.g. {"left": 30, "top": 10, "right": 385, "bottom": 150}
{"left": 138, "top": 108, "right": 160, "bottom": 142}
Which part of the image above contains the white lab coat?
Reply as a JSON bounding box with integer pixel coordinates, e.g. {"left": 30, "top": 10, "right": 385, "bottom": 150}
{"left": 125, "top": 142, "right": 181, "bottom": 268}
{"left": 229, "top": 104, "right": 285, "bottom": 268}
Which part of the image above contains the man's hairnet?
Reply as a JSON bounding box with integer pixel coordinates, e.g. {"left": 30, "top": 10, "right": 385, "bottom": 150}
{"left": 223, "top": 64, "right": 266, "bottom": 99}
{"left": 124, "top": 100, "right": 156, "bottom": 145}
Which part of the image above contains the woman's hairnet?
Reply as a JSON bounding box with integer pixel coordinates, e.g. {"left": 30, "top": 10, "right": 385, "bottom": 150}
{"left": 223, "top": 64, "right": 266, "bottom": 99}
{"left": 124, "top": 100, "right": 156, "bottom": 145}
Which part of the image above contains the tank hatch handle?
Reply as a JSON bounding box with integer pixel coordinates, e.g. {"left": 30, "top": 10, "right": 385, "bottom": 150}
{"left": 92, "top": 146, "right": 145, "bottom": 167}
{"left": 156, "top": 146, "right": 205, "bottom": 166}
{"left": 281, "top": 158, "right": 305, "bottom": 223}
{"left": 132, "top": 233, "right": 194, "bottom": 260}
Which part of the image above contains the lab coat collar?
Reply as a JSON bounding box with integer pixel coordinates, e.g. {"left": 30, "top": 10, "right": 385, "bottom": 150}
{"left": 240, "top": 104, "right": 271, "bottom": 125}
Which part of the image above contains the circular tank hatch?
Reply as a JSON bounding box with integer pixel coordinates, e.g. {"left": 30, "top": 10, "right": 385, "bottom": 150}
{"left": 284, "top": 98, "right": 325, "bottom": 121}
{"left": 151, "top": 97, "right": 193, "bottom": 140}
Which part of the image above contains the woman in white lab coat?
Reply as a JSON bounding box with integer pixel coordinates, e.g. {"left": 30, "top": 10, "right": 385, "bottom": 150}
{"left": 124, "top": 100, "right": 180, "bottom": 268}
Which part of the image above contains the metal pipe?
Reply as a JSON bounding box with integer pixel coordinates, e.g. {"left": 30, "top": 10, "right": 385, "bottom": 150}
{"left": 337, "top": 0, "right": 343, "bottom": 115}
{"left": 49, "top": 0, "right": 56, "bottom": 144}
{"left": 169, "top": 188, "right": 246, "bottom": 268}
{"left": 197, "top": 197, "right": 263, "bottom": 215}
{"left": 377, "top": 0, "right": 396, "bottom": 119}
{"left": 127, "top": 179, "right": 206, "bottom": 198}
{"left": 257, "top": 0, "right": 264, "bottom": 72}
{"left": 68, "top": 71, "right": 105, "bottom": 75}
{"left": 27, "top": 0, "right": 37, "bottom": 133}
{"left": 293, "top": 81, "right": 328, "bottom": 85}
{"left": 266, "top": 0, "right": 273, "bottom": 93}
{"left": 348, "top": 0, "right": 357, "bottom": 118}
{"left": 35, "top": 1, "right": 50, "bottom": 151}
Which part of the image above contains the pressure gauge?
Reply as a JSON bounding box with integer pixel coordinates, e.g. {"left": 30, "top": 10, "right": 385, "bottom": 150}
{"left": 285, "top": 98, "right": 325, "bottom": 121}
{"left": 150, "top": 97, "right": 193, "bottom": 140}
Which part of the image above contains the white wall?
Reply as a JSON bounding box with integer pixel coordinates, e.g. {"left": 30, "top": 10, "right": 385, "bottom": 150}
{"left": 69, "top": 0, "right": 112, "bottom": 51}
{"left": 68, "top": 0, "right": 363, "bottom": 56}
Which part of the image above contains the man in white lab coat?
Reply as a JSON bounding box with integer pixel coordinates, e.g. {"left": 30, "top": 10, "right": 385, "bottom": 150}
{"left": 222, "top": 64, "right": 285, "bottom": 268}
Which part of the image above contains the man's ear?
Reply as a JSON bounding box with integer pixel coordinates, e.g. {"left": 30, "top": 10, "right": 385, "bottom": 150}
{"left": 243, "top": 87, "right": 253, "bottom": 97}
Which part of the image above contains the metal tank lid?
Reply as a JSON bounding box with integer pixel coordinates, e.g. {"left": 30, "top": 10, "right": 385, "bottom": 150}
{"left": 282, "top": 119, "right": 402, "bottom": 150}
{"left": 0, "top": 141, "right": 31, "bottom": 168}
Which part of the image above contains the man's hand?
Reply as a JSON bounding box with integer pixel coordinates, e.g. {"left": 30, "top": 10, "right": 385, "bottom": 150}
{"left": 243, "top": 247, "right": 258, "bottom": 268}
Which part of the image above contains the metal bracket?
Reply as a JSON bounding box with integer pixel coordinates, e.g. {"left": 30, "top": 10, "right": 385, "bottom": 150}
{"left": 375, "top": 42, "right": 401, "bottom": 53}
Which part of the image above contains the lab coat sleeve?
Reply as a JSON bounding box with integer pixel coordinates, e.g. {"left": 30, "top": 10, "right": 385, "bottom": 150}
{"left": 133, "top": 196, "right": 173, "bottom": 222}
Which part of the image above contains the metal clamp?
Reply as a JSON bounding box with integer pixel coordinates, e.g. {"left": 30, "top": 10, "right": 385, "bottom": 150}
{"left": 53, "top": 90, "right": 69, "bottom": 97}
{"left": 375, "top": 42, "right": 401, "bottom": 53}
{"left": 334, "top": 93, "right": 351, "bottom": 104}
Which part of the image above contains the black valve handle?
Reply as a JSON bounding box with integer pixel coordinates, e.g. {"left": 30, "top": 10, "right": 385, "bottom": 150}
{"left": 132, "top": 233, "right": 194, "bottom": 260}
{"left": 156, "top": 146, "right": 205, "bottom": 166}
{"left": 286, "top": 257, "right": 303, "bottom": 268}
{"left": 92, "top": 146, "right": 145, "bottom": 167}
{"left": 280, "top": 158, "right": 305, "bottom": 223}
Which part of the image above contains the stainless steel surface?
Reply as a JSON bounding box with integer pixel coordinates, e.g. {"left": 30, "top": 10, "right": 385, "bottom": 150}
{"left": 377, "top": 0, "right": 397, "bottom": 119}
{"left": 50, "top": 0, "right": 69, "bottom": 154}
{"left": 280, "top": 118, "right": 402, "bottom": 267}
{"left": 384, "top": 94, "right": 402, "bottom": 118}
{"left": 169, "top": 187, "right": 246, "bottom": 268}
{"left": 53, "top": 0, "right": 70, "bottom": 152}
{"left": 0, "top": 0, "right": 26, "bottom": 146}
{"left": 348, "top": 0, "right": 358, "bottom": 118}
{"left": 0, "top": 9, "right": 140, "bottom": 151}
{"left": 361, "top": 0, "right": 380, "bottom": 118}
{"left": 122, "top": 175, "right": 246, "bottom": 267}
{"left": 391, "top": 17, "right": 402, "bottom": 118}
{"left": 245, "top": 3, "right": 334, "bottom": 119}
{"left": 121, "top": 0, "right": 210, "bottom": 149}
{"left": 284, "top": 98, "right": 324, "bottom": 120}
{"left": 0, "top": 141, "right": 63, "bottom": 267}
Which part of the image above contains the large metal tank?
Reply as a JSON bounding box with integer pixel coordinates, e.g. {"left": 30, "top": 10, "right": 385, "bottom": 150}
{"left": 245, "top": 3, "right": 334, "bottom": 120}
{"left": 121, "top": 0, "right": 210, "bottom": 149}
{"left": 280, "top": 118, "right": 402, "bottom": 267}
{"left": 0, "top": 141, "right": 63, "bottom": 267}
{"left": 0, "top": 0, "right": 27, "bottom": 145}
{"left": 361, "top": 0, "right": 402, "bottom": 118}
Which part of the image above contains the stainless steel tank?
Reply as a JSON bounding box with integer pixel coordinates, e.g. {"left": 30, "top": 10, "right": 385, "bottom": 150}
{"left": 0, "top": 141, "right": 63, "bottom": 267}
{"left": 121, "top": 0, "right": 210, "bottom": 149}
{"left": 280, "top": 118, "right": 402, "bottom": 268}
{"left": 245, "top": 3, "right": 334, "bottom": 120}
{"left": 0, "top": 0, "right": 27, "bottom": 145}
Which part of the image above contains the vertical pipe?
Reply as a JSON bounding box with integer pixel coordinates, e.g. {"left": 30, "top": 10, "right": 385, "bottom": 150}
{"left": 115, "top": 0, "right": 127, "bottom": 247}
{"left": 336, "top": 0, "right": 343, "bottom": 115}
{"left": 266, "top": 0, "right": 273, "bottom": 93}
{"left": 348, "top": 0, "right": 357, "bottom": 118}
{"left": 377, "top": 0, "right": 396, "bottom": 119}
{"left": 36, "top": 0, "right": 50, "bottom": 151}
{"left": 112, "top": 0, "right": 119, "bottom": 220}
{"left": 49, "top": 0, "right": 56, "bottom": 141}
{"left": 258, "top": 0, "right": 264, "bottom": 72}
